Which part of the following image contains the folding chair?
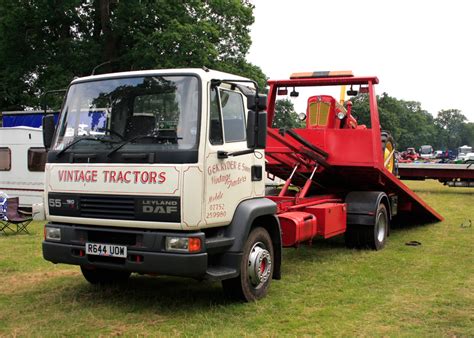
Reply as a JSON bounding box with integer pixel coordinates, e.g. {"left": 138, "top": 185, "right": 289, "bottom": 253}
{"left": 0, "top": 193, "right": 15, "bottom": 234}
{"left": 1, "top": 219, "right": 16, "bottom": 234}
{"left": 4, "top": 197, "right": 32, "bottom": 234}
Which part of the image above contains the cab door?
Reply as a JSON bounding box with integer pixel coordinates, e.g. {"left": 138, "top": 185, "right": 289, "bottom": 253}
{"left": 204, "top": 84, "right": 264, "bottom": 227}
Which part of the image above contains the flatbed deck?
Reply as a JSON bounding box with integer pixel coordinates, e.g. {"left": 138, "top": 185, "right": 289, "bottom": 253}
{"left": 265, "top": 128, "right": 444, "bottom": 223}
{"left": 398, "top": 163, "right": 474, "bottom": 186}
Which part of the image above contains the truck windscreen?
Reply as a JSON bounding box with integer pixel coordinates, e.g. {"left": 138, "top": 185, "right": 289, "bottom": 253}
{"left": 53, "top": 75, "right": 199, "bottom": 155}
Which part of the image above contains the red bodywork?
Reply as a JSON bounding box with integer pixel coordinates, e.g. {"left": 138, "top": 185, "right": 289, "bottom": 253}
{"left": 264, "top": 75, "right": 443, "bottom": 247}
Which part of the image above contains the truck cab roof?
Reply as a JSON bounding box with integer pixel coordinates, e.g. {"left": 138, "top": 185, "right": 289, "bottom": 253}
{"left": 71, "top": 68, "right": 254, "bottom": 87}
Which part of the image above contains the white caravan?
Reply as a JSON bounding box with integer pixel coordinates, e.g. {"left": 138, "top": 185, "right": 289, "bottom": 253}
{"left": 0, "top": 126, "right": 46, "bottom": 210}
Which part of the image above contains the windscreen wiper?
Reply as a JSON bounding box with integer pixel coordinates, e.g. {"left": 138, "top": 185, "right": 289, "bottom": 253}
{"left": 56, "top": 136, "right": 119, "bottom": 158}
{"left": 106, "top": 133, "right": 182, "bottom": 157}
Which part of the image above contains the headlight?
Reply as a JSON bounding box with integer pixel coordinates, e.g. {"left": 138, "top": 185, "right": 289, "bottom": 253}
{"left": 337, "top": 111, "right": 346, "bottom": 120}
{"left": 45, "top": 227, "right": 61, "bottom": 241}
{"left": 165, "top": 237, "right": 201, "bottom": 253}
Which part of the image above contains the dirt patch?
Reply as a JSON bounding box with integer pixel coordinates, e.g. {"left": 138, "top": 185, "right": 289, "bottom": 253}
{"left": 0, "top": 269, "right": 79, "bottom": 294}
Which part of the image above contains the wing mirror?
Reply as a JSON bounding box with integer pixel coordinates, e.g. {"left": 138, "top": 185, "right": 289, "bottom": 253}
{"left": 42, "top": 114, "right": 56, "bottom": 150}
{"left": 290, "top": 88, "right": 299, "bottom": 97}
{"left": 247, "top": 94, "right": 267, "bottom": 149}
{"left": 247, "top": 94, "right": 267, "bottom": 112}
{"left": 247, "top": 109, "right": 267, "bottom": 150}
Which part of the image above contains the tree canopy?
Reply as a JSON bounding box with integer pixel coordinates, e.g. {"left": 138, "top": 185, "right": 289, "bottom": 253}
{"left": 0, "top": 1, "right": 471, "bottom": 150}
{"left": 272, "top": 98, "right": 305, "bottom": 129}
{"left": 351, "top": 93, "right": 473, "bottom": 150}
{"left": 0, "top": 0, "right": 266, "bottom": 110}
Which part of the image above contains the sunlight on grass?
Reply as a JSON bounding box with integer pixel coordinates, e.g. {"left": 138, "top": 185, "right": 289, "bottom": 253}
{"left": 0, "top": 180, "right": 472, "bottom": 335}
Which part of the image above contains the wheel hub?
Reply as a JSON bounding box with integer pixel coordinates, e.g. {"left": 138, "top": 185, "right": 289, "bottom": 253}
{"left": 376, "top": 212, "right": 387, "bottom": 242}
{"left": 248, "top": 242, "right": 272, "bottom": 287}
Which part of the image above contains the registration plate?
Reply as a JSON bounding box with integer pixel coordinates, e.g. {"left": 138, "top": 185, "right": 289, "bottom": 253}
{"left": 85, "top": 242, "right": 127, "bottom": 258}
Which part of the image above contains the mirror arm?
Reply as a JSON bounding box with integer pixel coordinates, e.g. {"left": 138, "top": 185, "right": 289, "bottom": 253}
{"left": 217, "top": 149, "right": 254, "bottom": 159}
{"left": 42, "top": 89, "right": 67, "bottom": 114}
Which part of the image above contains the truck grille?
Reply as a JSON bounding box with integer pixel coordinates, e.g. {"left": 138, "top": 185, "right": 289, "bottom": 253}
{"left": 48, "top": 192, "right": 181, "bottom": 222}
{"left": 80, "top": 195, "right": 135, "bottom": 220}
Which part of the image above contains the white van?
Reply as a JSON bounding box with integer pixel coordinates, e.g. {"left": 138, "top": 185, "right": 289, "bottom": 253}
{"left": 419, "top": 145, "right": 434, "bottom": 159}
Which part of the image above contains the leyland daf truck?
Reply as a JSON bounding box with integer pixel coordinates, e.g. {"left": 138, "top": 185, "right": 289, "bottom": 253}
{"left": 42, "top": 68, "right": 442, "bottom": 302}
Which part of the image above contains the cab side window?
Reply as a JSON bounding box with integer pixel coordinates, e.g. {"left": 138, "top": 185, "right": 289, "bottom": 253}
{"left": 209, "top": 87, "right": 246, "bottom": 144}
{"left": 220, "top": 89, "right": 246, "bottom": 142}
{"left": 209, "top": 87, "right": 223, "bottom": 145}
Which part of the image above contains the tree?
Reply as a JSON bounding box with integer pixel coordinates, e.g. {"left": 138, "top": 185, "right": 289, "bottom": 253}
{"left": 350, "top": 93, "right": 438, "bottom": 150}
{"left": 460, "top": 122, "right": 474, "bottom": 147}
{"left": 0, "top": 0, "right": 266, "bottom": 110}
{"left": 434, "top": 109, "right": 468, "bottom": 149}
{"left": 272, "top": 99, "right": 305, "bottom": 129}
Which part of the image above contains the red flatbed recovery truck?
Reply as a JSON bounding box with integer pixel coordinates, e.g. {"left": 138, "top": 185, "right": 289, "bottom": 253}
{"left": 41, "top": 69, "right": 442, "bottom": 302}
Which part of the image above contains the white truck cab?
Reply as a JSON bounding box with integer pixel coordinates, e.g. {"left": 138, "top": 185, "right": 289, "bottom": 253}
{"left": 42, "top": 68, "right": 280, "bottom": 301}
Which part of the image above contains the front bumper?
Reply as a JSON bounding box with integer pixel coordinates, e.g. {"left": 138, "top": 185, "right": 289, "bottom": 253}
{"left": 42, "top": 223, "right": 208, "bottom": 278}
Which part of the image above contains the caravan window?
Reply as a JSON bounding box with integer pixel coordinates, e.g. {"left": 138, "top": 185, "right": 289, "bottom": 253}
{"left": 0, "top": 148, "right": 11, "bottom": 171}
{"left": 28, "top": 147, "right": 47, "bottom": 172}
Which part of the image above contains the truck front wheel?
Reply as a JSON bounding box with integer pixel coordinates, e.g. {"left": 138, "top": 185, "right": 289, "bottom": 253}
{"left": 222, "top": 227, "right": 274, "bottom": 302}
{"left": 80, "top": 266, "right": 131, "bottom": 285}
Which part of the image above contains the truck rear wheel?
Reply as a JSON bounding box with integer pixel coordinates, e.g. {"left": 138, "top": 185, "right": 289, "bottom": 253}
{"left": 222, "top": 227, "right": 274, "bottom": 302}
{"left": 367, "top": 203, "right": 388, "bottom": 250}
{"left": 345, "top": 203, "right": 389, "bottom": 250}
{"left": 80, "top": 266, "right": 131, "bottom": 285}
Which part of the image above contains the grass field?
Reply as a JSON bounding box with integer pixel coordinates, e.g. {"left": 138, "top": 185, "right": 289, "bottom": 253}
{"left": 0, "top": 180, "right": 473, "bottom": 336}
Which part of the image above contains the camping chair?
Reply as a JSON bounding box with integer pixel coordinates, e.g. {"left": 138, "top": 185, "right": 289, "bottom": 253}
{"left": 0, "top": 193, "right": 15, "bottom": 234}
{"left": 0, "top": 222, "right": 15, "bottom": 234}
{"left": 3, "top": 197, "right": 32, "bottom": 234}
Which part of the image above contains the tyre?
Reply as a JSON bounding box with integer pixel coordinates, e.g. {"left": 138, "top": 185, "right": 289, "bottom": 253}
{"left": 222, "top": 227, "right": 274, "bottom": 302}
{"left": 80, "top": 266, "right": 131, "bottom": 285}
{"left": 381, "top": 131, "right": 396, "bottom": 174}
{"left": 344, "top": 224, "right": 361, "bottom": 248}
{"left": 345, "top": 203, "right": 389, "bottom": 251}
{"left": 366, "top": 203, "right": 389, "bottom": 250}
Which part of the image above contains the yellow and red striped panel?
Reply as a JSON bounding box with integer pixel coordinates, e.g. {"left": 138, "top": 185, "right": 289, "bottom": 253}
{"left": 290, "top": 71, "right": 354, "bottom": 79}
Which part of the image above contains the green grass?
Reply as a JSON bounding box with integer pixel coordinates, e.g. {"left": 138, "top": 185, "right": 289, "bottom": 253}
{"left": 1, "top": 180, "right": 473, "bottom": 336}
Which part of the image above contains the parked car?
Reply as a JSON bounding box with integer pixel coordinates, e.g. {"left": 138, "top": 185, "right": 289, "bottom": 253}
{"left": 436, "top": 149, "right": 456, "bottom": 161}
{"left": 419, "top": 145, "right": 434, "bottom": 159}
{"left": 458, "top": 152, "right": 474, "bottom": 163}
{"left": 458, "top": 145, "right": 472, "bottom": 156}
